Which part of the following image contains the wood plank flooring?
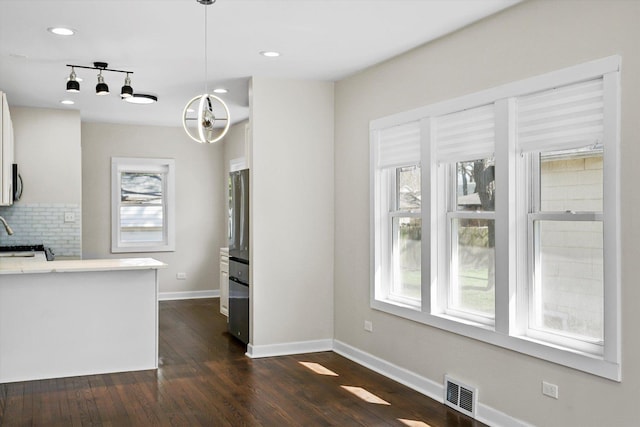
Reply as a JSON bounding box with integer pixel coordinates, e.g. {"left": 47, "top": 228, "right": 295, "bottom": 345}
{"left": 0, "top": 298, "right": 485, "bottom": 426}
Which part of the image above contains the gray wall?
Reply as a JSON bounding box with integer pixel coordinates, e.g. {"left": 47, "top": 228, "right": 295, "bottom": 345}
{"left": 81, "top": 122, "right": 236, "bottom": 295}
{"left": 333, "top": 0, "right": 639, "bottom": 425}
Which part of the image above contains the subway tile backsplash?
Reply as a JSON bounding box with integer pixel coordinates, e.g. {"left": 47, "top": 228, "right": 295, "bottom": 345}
{"left": 0, "top": 203, "right": 81, "bottom": 257}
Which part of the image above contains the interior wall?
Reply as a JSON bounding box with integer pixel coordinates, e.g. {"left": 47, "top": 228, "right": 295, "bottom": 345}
{"left": 250, "top": 77, "right": 334, "bottom": 348}
{"left": 81, "top": 122, "right": 228, "bottom": 294}
{"left": 333, "top": 1, "right": 639, "bottom": 425}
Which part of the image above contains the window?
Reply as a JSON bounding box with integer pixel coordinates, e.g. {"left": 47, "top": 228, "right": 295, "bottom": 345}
{"left": 111, "top": 157, "right": 175, "bottom": 253}
{"left": 517, "top": 78, "right": 607, "bottom": 355}
{"left": 370, "top": 56, "right": 620, "bottom": 380}
{"left": 372, "top": 121, "right": 421, "bottom": 310}
{"left": 434, "top": 105, "right": 496, "bottom": 325}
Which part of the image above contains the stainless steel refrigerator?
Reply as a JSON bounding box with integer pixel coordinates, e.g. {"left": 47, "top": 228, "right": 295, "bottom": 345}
{"left": 228, "top": 169, "right": 249, "bottom": 344}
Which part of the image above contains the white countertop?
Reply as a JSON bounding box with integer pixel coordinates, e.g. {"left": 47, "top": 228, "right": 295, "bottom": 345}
{"left": 0, "top": 257, "right": 167, "bottom": 275}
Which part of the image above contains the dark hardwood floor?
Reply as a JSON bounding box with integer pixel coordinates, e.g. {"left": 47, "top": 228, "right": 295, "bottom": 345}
{"left": 0, "top": 298, "right": 485, "bottom": 426}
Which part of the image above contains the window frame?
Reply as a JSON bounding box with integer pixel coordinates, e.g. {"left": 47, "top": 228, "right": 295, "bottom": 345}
{"left": 521, "top": 147, "right": 606, "bottom": 356}
{"left": 111, "top": 157, "right": 176, "bottom": 253}
{"left": 370, "top": 55, "right": 621, "bottom": 380}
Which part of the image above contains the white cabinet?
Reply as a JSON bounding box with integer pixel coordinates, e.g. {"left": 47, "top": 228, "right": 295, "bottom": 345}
{"left": 220, "top": 247, "right": 229, "bottom": 316}
{"left": 0, "top": 91, "right": 14, "bottom": 206}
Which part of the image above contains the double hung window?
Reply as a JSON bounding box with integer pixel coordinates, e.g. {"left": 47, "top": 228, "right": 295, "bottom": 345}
{"left": 434, "top": 105, "right": 496, "bottom": 325}
{"left": 370, "top": 56, "right": 620, "bottom": 379}
{"left": 372, "top": 122, "right": 421, "bottom": 309}
{"left": 517, "top": 78, "right": 607, "bottom": 354}
{"left": 111, "top": 157, "right": 176, "bottom": 253}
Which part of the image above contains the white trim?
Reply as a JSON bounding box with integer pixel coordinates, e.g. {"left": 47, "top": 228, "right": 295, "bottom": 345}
{"left": 158, "top": 290, "right": 219, "bottom": 301}
{"left": 333, "top": 340, "right": 532, "bottom": 427}
{"left": 246, "top": 339, "right": 333, "bottom": 358}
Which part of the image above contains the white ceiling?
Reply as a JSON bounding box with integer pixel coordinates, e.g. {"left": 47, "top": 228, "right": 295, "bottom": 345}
{"left": 0, "top": 0, "right": 520, "bottom": 128}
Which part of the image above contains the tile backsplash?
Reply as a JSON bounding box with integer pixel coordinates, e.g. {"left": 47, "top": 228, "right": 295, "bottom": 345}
{"left": 0, "top": 203, "right": 81, "bottom": 257}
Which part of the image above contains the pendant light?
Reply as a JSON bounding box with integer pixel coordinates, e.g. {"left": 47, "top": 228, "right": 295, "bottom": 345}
{"left": 182, "top": 0, "right": 230, "bottom": 144}
{"left": 66, "top": 67, "right": 80, "bottom": 92}
{"left": 121, "top": 73, "right": 133, "bottom": 98}
{"left": 95, "top": 70, "right": 109, "bottom": 95}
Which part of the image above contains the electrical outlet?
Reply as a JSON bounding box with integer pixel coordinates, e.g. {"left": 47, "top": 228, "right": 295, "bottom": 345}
{"left": 364, "top": 320, "right": 373, "bottom": 332}
{"left": 542, "top": 381, "right": 559, "bottom": 399}
{"left": 176, "top": 272, "right": 187, "bottom": 280}
{"left": 64, "top": 212, "right": 75, "bottom": 222}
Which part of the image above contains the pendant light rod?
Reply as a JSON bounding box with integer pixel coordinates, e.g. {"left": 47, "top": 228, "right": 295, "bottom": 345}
{"left": 203, "top": 3, "right": 208, "bottom": 94}
{"left": 66, "top": 63, "right": 133, "bottom": 75}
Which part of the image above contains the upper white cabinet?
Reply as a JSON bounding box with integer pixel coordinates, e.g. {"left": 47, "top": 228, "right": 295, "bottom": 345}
{"left": 0, "top": 91, "right": 14, "bottom": 206}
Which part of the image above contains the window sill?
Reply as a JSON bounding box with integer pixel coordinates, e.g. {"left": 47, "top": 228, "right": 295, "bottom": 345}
{"left": 371, "top": 299, "right": 620, "bottom": 381}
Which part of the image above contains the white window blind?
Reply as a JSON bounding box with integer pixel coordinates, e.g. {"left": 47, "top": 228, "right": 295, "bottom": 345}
{"left": 376, "top": 121, "right": 421, "bottom": 168}
{"left": 517, "top": 78, "right": 604, "bottom": 153}
{"left": 435, "top": 104, "right": 495, "bottom": 163}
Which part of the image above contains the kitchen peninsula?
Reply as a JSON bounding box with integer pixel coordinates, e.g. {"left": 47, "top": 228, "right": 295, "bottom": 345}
{"left": 0, "top": 256, "right": 166, "bottom": 383}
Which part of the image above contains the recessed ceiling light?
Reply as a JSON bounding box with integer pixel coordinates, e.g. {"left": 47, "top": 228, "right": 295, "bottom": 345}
{"left": 260, "top": 51, "right": 280, "bottom": 58}
{"left": 124, "top": 93, "right": 158, "bottom": 104}
{"left": 47, "top": 27, "right": 75, "bottom": 36}
{"left": 213, "top": 88, "right": 228, "bottom": 94}
{"left": 60, "top": 99, "right": 75, "bottom": 105}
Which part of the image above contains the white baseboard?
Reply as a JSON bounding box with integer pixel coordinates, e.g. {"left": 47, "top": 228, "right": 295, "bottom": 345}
{"left": 333, "top": 340, "right": 443, "bottom": 402}
{"left": 246, "top": 339, "right": 333, "bottom": 359}
{"left": 333, "top": 339, "right": 531, "bottom": 427}
{"left": 158, "top": 290, "right": 219, "bottom": 301}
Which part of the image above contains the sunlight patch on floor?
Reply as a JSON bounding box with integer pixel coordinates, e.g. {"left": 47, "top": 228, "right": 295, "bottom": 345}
{"left": 398, "top": 418, "right": 432, "bottom": 427}
{"left": 341, "top": 385, "right": 391, "bottom": 405}
{"left": 299, "top": 361, "right": 339, "bottom": 376}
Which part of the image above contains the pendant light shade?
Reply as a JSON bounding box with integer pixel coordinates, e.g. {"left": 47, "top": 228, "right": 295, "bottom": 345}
{"left": 66, "top": 67, "right": 80, "bottom": 92}
{"left": 120, "top": 73, "right": 133, "bottom": 98}
{"left": 182, "top": 0, "right": 230, "bottom": 144}
{"left": 96, "top": 71, "right": 109, "bottom": 95}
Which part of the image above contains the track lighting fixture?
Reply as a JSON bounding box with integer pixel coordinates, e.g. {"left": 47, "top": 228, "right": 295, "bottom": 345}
{"left": 63, "top": 62, "right": 158, "bottom": 103}
{"left": 66, "top": 67, "right": 80, "bottom": 92}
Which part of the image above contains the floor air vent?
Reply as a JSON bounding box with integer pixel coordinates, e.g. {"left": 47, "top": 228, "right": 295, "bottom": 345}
{"left": 444, "top": 375, "right": 477, "bottom": 419}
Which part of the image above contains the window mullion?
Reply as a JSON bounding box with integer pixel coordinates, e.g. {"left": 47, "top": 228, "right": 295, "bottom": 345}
{"left": 602, "top": 70, "right": 621, "bottom": 363}
{"left": 494, "top": 98, "right": 515, "bottom": 335}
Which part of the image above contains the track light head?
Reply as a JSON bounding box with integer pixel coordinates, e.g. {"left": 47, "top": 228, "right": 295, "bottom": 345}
{"left": 66, "top": 67, "right": 80, "bottom": 92}
{"left": 96, "top": 71, "right": 109, "bottom": 95}
{"left": 120, "top": 73, "right": 133, "bottom": 98}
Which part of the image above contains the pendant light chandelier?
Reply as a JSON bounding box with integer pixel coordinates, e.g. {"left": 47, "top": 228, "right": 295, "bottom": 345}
{"left": 182, "top": 0, "right": 231, "bottom": 144}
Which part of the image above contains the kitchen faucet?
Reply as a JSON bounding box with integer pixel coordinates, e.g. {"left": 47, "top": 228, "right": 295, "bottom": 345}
{"left": 0, "top": 216, "right": 13, "bottom": 235}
